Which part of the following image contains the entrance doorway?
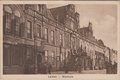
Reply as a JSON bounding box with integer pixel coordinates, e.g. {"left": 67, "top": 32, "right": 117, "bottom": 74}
{"left": 37, "top": 54, "right": 42, "bottom": 63}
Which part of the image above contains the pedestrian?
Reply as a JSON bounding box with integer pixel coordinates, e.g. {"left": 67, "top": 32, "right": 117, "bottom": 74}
{"left": 38, "top": 62, "right": 42, "bottom": 73}
{"left": 24, "top": 57, "right": 32, "bottom": 74}
{"left": 77, "top": 64, "right": 81, "bottom": 73}
{"left": 47, "top": 63, "right": 52, "bottom": 74}
{"left": 64, "top": 63, "right": 69, "bottom": 74}
{"left": 41, "top": 62, "right": 47, "bottom": 74}
{"left": 112, "top": 62, "right": 117, "bottom": 74}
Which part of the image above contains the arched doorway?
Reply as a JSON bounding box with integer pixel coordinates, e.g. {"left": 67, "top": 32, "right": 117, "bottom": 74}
{"left": 37, "top": 54, "right": 42, "bottom": 63}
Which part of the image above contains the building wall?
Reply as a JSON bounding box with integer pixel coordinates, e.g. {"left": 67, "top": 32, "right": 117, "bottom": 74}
{"left": 3, "top": 4, "right": 117, "bottom": 74}
{"left": 110, "top": 49, "right": 117, "bottom": 65}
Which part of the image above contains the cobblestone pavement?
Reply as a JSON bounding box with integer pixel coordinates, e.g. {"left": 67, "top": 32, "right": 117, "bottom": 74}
{"left": 51, "top": 69, "right": 106, "bottom": 74}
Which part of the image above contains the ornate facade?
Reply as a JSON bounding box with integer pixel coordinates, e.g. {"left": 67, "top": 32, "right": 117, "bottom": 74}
{"left": 3, "top": 4, "right": 117, "bottom": 74}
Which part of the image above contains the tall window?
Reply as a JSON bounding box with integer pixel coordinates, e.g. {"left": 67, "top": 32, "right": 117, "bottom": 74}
{"left": 26, "top": 21, "right": 32, "bottom": 38}
{"left": 51, "top": 30, "right": 54, "bottom": 44}
{"left": 60, "top": 34, "right": 63, "bottom": 46}
{"left": 3, "top": 6, "right": 12, "bottom": 34}
{"left": 44, "top": 28, "right": 48, "bottom": 42}
{"left": 51, "top": 51, "right": 55, "bottom": 64}
{"left": 61, "top": 52, "right": 65, "bottom": 62}
{"left": 45, "top": 50, "right": 48, "bottom": 61}
{"left": 13, "top": 10, "right": 21, "bottom": 36}
{"left": 37, "top": 24, "right": 41, "bottom": 38}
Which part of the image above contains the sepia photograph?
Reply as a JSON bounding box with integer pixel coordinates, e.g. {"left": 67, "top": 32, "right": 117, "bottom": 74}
{"left": 2, "top": 3, "right": 118, "bottom": 75}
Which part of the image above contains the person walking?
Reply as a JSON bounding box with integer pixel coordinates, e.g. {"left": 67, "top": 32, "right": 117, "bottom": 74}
{"left": 41, "top": 62, "right": 47, "bottom": 74}
{"left": 47, "top": 63, "right": 52, "bottom": 74}
{"left": 24, "top": 57, "right": 32, "bottom": 74}
{"left": 38, "top": 62, "right": 42, "bottom": 73}
{"left": 64, "top": 63, "right": 69, "bottom": 74}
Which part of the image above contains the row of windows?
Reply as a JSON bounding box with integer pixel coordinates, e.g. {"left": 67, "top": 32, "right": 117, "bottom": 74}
{"left": 44, "top": 28, "right": 63, "bottom": 46}
{"left": 3, "top": 11, "right": 32, "bottom": 38}
{"left": 45, "top": 50, "right": 55, "bottom": 64}
{"left": 3, "top": 11, "right": 20, "bottom": 35}
{"left": 3, "top": 44, "right": 34, "bottom": 66}
{"left": 4, "top": 14, "right": 63, "bottom": 45}
{"left": 3, "top": 44, "right": 21, "bottom": 66}
{"left": 45, "top": 50, "right": 66, "bottom": 64}
{"left": 3, "top": 6, "right": 64, "bottom": 45}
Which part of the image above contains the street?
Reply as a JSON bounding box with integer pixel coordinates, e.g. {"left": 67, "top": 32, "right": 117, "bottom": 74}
{"left": 51, "top": 69, "right": 106, "bottom": 74}
{"left": 81, "top": 69, "right": 106, "bottom": 74}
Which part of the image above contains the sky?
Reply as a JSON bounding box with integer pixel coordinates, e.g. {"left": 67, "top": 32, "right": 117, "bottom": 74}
{"left": 47, "top": 4, "right": 117, "bottom": 50}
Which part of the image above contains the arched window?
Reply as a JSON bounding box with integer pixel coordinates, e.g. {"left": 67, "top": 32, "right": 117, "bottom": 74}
{"left": 3, "top": 6, "right": 12, "bottom": 34}
{"left": 13, "top": 10, "right": 21, "bottom": 36}
{"left": 4, "top": 6, "right": 12, "bottom": 14}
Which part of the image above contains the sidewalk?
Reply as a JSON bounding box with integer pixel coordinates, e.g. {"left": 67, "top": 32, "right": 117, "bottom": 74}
{"left": 81, "top": 69, "right": 106, "bottom": 74}
{"left": 51, "top": 71, "right": 79, "bottom": 74}
{"left": 51, "top": 69, "right": 106, "bottom": 74}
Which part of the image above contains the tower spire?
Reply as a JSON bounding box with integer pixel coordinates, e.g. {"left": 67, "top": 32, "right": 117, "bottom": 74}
{"left": 88, "top": 21, "right": 92, "bottom": 27}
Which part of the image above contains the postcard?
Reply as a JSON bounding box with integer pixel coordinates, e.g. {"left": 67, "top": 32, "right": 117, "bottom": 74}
{"left": 0, "top": 1, "right": 119, "bottom": 80}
